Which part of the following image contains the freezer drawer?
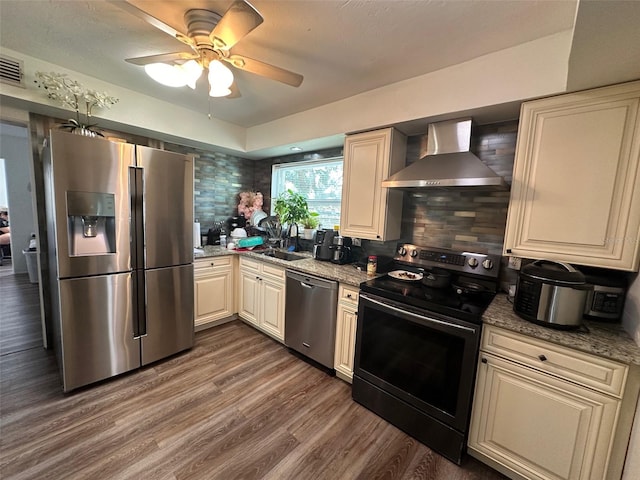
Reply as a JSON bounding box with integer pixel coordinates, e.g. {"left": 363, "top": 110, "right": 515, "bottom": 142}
{"left": 142, "top": 264, "right": 194, "bottom": 365}
{"left": 284, "top": 270, "right": 338, "bottom": 369}
{"left": 58, "top": 272, "right": 139, "bottom": 392}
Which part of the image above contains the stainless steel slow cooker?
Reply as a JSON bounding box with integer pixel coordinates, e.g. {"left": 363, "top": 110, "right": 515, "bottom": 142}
{"left": 514, "top": 260, "right": 592, "bottom": 329}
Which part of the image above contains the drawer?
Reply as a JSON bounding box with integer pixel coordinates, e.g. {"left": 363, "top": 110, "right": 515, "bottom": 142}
{"left": 339, "top": 284, "right": 359, "bottom": 307}
{"left": 261, "top": 262, "right": 285, "bottom": 281}
{"left": 194, "top": 256, "right": 233, "bottom": 275}
{"left": 481, "top": 325, "right": 628, "bottom": 397}
{"left": 239, "top": 256, "right": 260, "bottom": 272}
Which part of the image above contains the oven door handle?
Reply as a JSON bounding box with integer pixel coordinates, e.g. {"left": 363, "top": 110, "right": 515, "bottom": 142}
{"left": 360, "top": 293, "right": 477, "bottom": 334}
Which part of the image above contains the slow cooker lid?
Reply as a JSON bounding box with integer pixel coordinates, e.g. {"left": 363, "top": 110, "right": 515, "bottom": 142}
{"left": 520, "top": 260, "right": 586, "bottom": 285}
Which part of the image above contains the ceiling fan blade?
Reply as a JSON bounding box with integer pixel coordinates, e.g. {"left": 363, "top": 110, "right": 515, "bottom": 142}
{"left": 224, "top": 54, "right": 303, "bottom": 87}
{"left": 110, "top": 1, "right": 196, "bottom": 48}
{"left": 210, "top": 0, "right": 264, "bottom": 50}
{"left": 125, "top": 52, "right": 199, "bottom": 66}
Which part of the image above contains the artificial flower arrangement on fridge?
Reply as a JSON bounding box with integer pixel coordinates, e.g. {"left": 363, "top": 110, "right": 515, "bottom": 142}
{"left": 34, "top": 71, "right": 119, "bottom": 137}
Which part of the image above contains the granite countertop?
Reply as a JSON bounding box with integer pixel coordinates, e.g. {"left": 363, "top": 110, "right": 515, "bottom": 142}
{"left": 484, "top": 294, "right": 640, "bottom": 366}
{"left": 193, "top": 245, "right": 373, "bottom": 287}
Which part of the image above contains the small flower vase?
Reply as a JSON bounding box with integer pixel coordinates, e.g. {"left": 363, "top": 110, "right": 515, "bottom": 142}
{"left": 72, "top": 127, "right": 98, "bottom": 137}
{"left": 302, "top": 228, "right": 316, "bottom": 240}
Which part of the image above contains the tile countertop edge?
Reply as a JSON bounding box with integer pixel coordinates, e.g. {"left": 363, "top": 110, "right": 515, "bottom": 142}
{"left": 194, "top": 246, "right": 373, "bottom": 287}
{"left": 483, "top": 294, "right": 640, "bottom": 367}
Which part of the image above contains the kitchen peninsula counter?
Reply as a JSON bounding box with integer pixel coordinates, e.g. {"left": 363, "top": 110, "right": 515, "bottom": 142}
{"left": 194, "top": 245, "right": 373, "bottom": 287}
{"left": 484, "top": 294, "right": 640, "bottom": 366}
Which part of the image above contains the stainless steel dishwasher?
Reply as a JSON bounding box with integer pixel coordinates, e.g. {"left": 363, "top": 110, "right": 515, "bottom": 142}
{"left": 285, "top": 270, "right": 338, "bottom": 369}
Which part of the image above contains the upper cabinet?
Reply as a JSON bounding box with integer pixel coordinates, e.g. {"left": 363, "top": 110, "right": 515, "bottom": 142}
{"left": 341, "top": 128, "right": 406, "bottom": 241}
{"left": 504, "top": 81, "right": 640, "bottom": 271}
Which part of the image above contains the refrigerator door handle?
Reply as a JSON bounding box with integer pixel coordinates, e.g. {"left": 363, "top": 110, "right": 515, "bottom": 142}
{"left": 130, "top": 166, "right": 147, "bottom": 339}
{"left": 132, "top": 270, "right": 147, "bottom": 339}
{"left": 129, "top": 166, "right": 145, "bottom": 271}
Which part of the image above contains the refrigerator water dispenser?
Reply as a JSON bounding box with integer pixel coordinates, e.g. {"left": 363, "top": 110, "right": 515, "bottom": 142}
{"left": 66, "top": 191, "right": 116, "bottom": 256}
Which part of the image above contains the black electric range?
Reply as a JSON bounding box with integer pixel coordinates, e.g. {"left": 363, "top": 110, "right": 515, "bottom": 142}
{"left": 353, "top": 244, "right": 502, "bottom": 464}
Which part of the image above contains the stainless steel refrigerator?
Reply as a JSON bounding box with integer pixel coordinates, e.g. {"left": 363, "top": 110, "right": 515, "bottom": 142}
{"left": 44, "top": 130, "right": 194, "bottom": 392}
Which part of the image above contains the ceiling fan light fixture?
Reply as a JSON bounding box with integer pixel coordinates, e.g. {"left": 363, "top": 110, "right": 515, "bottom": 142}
{"left": 208, "top": 85, "right": 232, "bottom": 97}
{"left": 181, "top": 60, "right": 203, "bottom": 89}
{"left": 144, "top": 63, "right": 189, "bottom": 88}
{"left": 208, "top": 60, "right": 234, "bottom": 90}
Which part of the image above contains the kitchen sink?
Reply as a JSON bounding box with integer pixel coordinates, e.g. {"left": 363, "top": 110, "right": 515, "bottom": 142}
{"left": 257, "top": 250, "right": 307, "bottom": 261}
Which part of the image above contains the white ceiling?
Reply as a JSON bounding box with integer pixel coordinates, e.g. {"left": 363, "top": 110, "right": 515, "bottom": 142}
{"left": 0, "top": 0, "right": 578, "bottom": 130}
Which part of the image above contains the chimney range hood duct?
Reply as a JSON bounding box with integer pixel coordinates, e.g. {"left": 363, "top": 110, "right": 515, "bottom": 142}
{"left": 382, "top": 118, "right": 506, "bottom": 189}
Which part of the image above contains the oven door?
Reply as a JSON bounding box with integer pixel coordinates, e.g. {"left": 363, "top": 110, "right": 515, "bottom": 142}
{"left": 354, "top": 292, "right": 481, "bottom": 433}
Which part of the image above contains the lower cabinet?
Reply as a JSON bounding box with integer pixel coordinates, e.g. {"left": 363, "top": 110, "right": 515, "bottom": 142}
{"left": 238, "top": 257, "right": 286, "bottom": 342}
{"left": 468, "top": 325, "right": 635, "bottom": 480}
{"left": 334, "top": 284, "right": 359, "bottom": 383}
{"left": 194, "top": 256, "right": 236, "bottom": 330}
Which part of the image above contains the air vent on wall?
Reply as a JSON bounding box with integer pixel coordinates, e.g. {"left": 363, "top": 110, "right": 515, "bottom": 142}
{"left": 0, "top": 54, "right": 25, "bottom": 88}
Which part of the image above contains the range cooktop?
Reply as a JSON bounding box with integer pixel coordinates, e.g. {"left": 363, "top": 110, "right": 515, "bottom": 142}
{"left": 359, "top": 244, "right": 501, "bottom": 323}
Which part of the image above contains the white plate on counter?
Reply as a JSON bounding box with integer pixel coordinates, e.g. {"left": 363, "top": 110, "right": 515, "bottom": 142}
{"left": 388, "top": 270, "right": 423, "bottom": 282}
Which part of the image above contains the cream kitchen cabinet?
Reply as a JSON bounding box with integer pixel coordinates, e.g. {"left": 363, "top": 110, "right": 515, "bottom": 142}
{"left": 504, "top": 81, "right": 640, "bottom": 271}
{"left": 469, "top": 325, "right": 638, "bottom": 480}
{"left": 334, "top": 284, "right": 359, "bottom": 383}
{"left": 194, "top": 255, "right": 236, "bottom": 331}
{"left": 341, "top": 127, "right": 406, "bottom": 241}
{"left": 238, "top": 256, "right": 286, "bottom": 342}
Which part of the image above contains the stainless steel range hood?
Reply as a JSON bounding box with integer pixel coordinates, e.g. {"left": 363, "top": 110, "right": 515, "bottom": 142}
{"left": 382, "top": 118, "right": 506, "bottom": 189}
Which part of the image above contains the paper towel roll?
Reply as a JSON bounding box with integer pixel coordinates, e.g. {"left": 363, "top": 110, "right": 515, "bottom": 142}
{"left": 193, "top": 222, "right": 201, "bottom": 248}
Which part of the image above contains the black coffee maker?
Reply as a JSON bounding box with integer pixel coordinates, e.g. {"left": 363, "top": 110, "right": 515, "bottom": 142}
{"left": 330, "top": 236, "right": 353, "bottom": 264}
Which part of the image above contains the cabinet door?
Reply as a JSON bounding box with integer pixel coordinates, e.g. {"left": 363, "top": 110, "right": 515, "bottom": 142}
{"left": 238, "top": 270, "right": 260, "bottom": 327}
{"left": 469, "top": 353, "right": 619, "bottom": 480}
{"left": 341, "top": 128, "right": 405, "bottom": 241}
{"left": 260, "top": 277, "right": 285, "bottom": 341}
{"left": 194, "top": 270, "right": 233, "bottom": 327}
{"left": 334, "top": 303, "right": 357, "bottom": 382}
{"left": 504, "top": 81, "right": 640, "bottom": 271}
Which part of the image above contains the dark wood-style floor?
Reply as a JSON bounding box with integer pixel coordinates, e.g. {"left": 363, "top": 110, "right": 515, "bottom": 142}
{"left": 0, "top": 272, "right": 506, "bottom": 480}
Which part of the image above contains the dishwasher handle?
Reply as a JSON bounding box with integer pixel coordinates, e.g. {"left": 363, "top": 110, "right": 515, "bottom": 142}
{"left": 286, "top": 270, "right": 338, "bottom": 291}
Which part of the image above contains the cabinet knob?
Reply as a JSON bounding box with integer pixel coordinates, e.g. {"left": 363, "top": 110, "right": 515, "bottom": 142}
{"left": 481, "top": 357, "right": 488, "bottom": 364}
{"left": 211, "top": 262, "right": 214, "bottom": 266}
{"left": 538, "top": 354, "right": 547, "bottom": 362}
{"left": 346, "top": 294, "right": 352, "bottom": 298}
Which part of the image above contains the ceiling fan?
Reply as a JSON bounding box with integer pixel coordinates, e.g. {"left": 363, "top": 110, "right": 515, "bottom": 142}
{"left": 116, "top": 0, "right": 303, "bottom": 97}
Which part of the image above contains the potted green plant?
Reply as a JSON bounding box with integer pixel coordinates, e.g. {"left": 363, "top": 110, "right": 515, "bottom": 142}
{"left": 273, "top": 189, "right": 311, "bottom": 237}
{"left": 301, "top": 212, "right": 320, "bottom": 239}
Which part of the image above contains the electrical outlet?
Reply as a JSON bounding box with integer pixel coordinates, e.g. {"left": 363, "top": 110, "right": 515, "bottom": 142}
{"left": 508, "top": 256, "right": 522, "bottom": 270}
{"left": 352, "top": 238, "right": 362, "bottom": 247}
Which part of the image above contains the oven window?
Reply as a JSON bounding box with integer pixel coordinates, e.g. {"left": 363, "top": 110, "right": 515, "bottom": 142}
{"left": 358, "top": 306, "right": 466, "bottom": 416}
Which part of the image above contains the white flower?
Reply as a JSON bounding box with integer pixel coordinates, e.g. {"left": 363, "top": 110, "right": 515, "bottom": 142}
{"left": 34, "top": 71, "right": 119, "bottom": 121}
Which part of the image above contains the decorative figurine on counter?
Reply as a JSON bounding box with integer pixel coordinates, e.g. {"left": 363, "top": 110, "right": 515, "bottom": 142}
{"left": 237, "top": 191, "right": 266, "bottom": 226}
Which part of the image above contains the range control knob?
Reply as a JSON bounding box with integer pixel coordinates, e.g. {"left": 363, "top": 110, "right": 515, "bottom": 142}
{"left": 398, "top": 246, "right": 407, "bottom": 256}
{"left": 482, "top": 259, "right": 494, "bottom": 270}
{"left": 467, "top": 257, "right": 479, "bottom": 268}
{"left": 410, "top": 249, "right": 418, "bottom": 258}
